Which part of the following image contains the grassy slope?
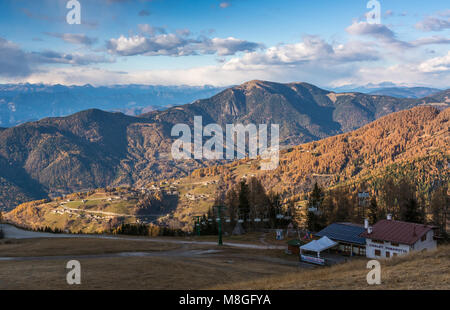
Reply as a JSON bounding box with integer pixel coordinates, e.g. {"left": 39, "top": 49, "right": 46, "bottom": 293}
{"left": 1, "top": 238, "right": 448, "bottom": 290}
{"left": 214, "top": 244, "right": 450, "bottom": 290}
{"left": 4, "top": 188, "right": 151, "bottom": 233}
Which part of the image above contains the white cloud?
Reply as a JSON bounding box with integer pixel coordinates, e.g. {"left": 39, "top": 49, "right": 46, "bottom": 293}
{"left": 222, "top": 36, "right": 379, "bottom": 71}
{"left": 106, "top": 31, "right": 263, "bottom": 57}
{"left": 418, "top": 51, "right": 450, "bottom": 73}
{"left": 219, "top": 2, "right": 231, "bottom": 9}
{"left": 2, "top": 20, "right": 449, "bottom": 89}
{"left": 346, "top": 22, "right": 411, "bottom": 49}
{"left": 411, "top": 36, "right": 450, "bottom": 46}
{"left": 0, "top": 38, "right": 32, "bottom": 77}
{"left": 30, "top": 50, "right": 114, "bottom": 66}
{"left": 44, "top": 33, "right": 98, "bottom": 46}
{"left": 0, "top": 36, "right": 114, "bottom": 79}
{"left": 138, "top": 24, "right": 167, "bottom": 36}
{"left": 416, "top": 14, "right": 450, "bottom": 32}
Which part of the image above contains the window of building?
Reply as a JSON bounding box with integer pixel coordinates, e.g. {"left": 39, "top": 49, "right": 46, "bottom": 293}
{"left": 374, "top": 249, "right": 381, "bottom": 256}
{"left": 386, "top": 251, "right": 390, "bottom": 258}
{"left": 343, "top": 244, "right": 351, "bottom": 253}
{"left": 421, "top": 234, "right": 427, "bottom": 242}
{"left": 359, "top": 246, "right": 366, "bottom": 256}
{"left": 391, "top": 242, "right": 399, "bottom": 246}
{"left": 393, "top": 253, "right": 398, "bottom": 257}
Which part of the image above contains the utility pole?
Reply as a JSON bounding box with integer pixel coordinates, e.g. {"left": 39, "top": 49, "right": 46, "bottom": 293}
{"left": 214, "top": 205, "right": 226, "bottom": 246}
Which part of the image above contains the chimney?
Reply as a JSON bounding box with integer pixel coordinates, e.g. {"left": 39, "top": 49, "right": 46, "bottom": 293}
{"left": 387, "top": 214, "right": 392, "bottom": 220}
{"left": 364, "top": 219, "right": 369, "bottom": 229}
{"left": 368, "top": 227, "right": 373, "bottom": 234}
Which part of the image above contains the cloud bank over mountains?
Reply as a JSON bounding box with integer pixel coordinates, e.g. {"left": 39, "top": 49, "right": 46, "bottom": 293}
{"left": 0, "top": 3, "right": 448, "bottom": 88}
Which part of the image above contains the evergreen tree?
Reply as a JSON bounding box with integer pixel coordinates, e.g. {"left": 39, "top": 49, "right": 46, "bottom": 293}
{"left": 367, "top": 196, "right": 378, "bottom": 225}
{"left": 306, "top": 183, "right": 326, "bottom": 231}
{"left": 308, "top": 182, "right": 324, "bottom": 212}
{"left": 431, "top": 185, "right": 449, "bottom": 237}
{"left": 400, "top": 197, "right": 424, "bottom": 223}
{"left": 268, "top": 191, "right": 282, "bottom": 228}
{"left": 238, "top": 180, "right": 250, "bottom": 223}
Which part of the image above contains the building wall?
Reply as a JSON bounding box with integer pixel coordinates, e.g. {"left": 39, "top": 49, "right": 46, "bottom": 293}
{"left": 365, "top": 230, "right": 437, "bottom": 258}
{"left": 411, "top": 230, "right": 437, "bottom": 252}
{"left": 366, "top": 238, "right": 410, "bottom": 259}
{"left": 337, "top": 242, "right": 366, "bottom": 256}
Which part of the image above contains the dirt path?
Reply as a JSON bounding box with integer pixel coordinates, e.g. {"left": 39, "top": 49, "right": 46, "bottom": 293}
{"left": 0, "top": 248, "right": 223, "bottom": 262}
{"left": 1, "top": 224, "right": 285, "bottom": 250}
{"left": 0, "top": 247, "right": 304, "bottom": 269}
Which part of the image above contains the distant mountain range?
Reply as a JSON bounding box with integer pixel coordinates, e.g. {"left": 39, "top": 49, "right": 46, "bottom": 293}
{"left": 0, "top": 82, "right": 446, "bottom": 128}
{"left": 332, "top": 83, "right": 443, "bottom": 98}
{"left": 0, "top": 83, "right": 225, "bottom": 127}
{"left": 0, "top": 80, "right": 448, "bottom": 211}
{"left": 368, "top": 87, "right": 443, "bottom": 98}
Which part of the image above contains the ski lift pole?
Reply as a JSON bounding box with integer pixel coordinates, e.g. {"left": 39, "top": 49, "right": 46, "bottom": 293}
{"left": 214, "top": 205, "right": 226, "bottom": 246}
{"left": 193, "top": 216, "right": 202, "bottom": 236}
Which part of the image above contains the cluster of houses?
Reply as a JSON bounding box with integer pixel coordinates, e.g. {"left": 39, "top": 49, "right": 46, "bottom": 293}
{"left": 185, "top": 193, "right": 209, "bottom": 201}
{"left": 294, "top": 214, "right": 438, "bottom": 265}
{"left": 148, "top": 184, "right": 178, "bottom": 195}
{"left": 51, "top": 206, "right": 116, "bottom": 222}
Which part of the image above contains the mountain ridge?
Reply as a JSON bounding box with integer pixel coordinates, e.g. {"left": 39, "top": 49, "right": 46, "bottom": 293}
{"left": 0, "top": 80, "right": 448, "bottom": 211}
{"left": 5, "top": 106, "right": 448, "bottom": 232}
{"left": 0, "top": 84, "right": 226, "bottom": 127}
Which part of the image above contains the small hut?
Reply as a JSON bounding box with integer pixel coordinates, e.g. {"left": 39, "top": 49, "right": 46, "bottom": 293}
{"left": 287, "top": 239, "right": 303, "bottom": 255}
{"left": 232, "top": 222, "right": 245, "bottom": 235}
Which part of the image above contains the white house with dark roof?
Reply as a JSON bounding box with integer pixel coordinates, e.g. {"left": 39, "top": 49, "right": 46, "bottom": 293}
{"left": 360, "top": 215, "right": 438, "bottom": 259}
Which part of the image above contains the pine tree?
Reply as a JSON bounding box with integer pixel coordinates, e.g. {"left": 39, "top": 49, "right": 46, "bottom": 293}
{"left": 306, "top": 183, "right": 326, "bottom": 231}
{"left": 308, "top": 182, "right": 324, "bottom": 212}
{"left": 238, "top": 180, "right": 250, "bottom": 223}
{"left": 367, "top": 196, "right": 378, "bottom": 225}
{"left": 400, "top": 197, "right": 424, "bottom": 223}
{"left": 268, "top": 192, "right": 281, "bottom": 228}
{"left": 431, "top": 185, "right": 449, "bottom": 237}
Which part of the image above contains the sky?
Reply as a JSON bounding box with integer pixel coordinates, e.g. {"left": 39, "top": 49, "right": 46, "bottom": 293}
{"left": 0, "top": 0, "right": 449, "bottom": 88}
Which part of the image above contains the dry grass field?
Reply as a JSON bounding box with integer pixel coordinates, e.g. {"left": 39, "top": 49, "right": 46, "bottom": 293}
{"left": 0, "top": 237, "right": 299, "bottom": 290}
{"left": 0, "top": 237, "right": 448, "bottom": 290}
{"left": 215, "top": 244, "right": 450, "bottom": 290}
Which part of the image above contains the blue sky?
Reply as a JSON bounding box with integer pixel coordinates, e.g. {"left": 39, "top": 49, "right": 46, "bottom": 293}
{"left": 0, "top": 0, "right": 449, "bottom": 88}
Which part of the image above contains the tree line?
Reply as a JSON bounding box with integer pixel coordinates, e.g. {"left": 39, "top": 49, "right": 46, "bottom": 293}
{"left": 112, "top": 223, "right": 188, "bottom": 237}
{"left": 306, "top": 177, "right": 448, "bottom": 239}
{"left": 194, "top": 177, "right": 294, "bottom": 235}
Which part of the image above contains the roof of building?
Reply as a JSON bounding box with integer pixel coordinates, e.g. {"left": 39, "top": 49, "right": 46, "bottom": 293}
{"left": 300, "top": 236, "right": 338, "bottom": 253}
{"left": 315, "top": 223, "right": 366, "bottom": 245}
{"left": 360, "top": 219, "right": 435, "bottom": 245}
